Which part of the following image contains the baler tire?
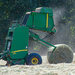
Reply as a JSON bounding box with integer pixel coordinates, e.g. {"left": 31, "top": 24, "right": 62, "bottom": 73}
{"left": 26, "top": 53, "right": 42, "bottom": 65}
{"left": 47, "top": 44, "right": 73, "bottom": 64}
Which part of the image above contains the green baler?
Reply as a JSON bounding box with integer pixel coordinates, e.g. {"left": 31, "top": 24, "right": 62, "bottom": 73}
{"left": 22, "top": 7, "right": 56, "bottom": 33}
{"left": 0, "top": 7, "right": 73, "bottom": 65}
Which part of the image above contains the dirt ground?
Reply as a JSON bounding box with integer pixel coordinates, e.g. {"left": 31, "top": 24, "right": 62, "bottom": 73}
{"left": 0, "top": 53, "right": 75, "bottom": 75}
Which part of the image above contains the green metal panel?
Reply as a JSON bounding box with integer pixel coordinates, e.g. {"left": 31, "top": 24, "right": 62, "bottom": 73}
{"left": 48, "top": 14, "right": 54, "bottom": 30}
{"left": 25, "top": 7, "right": 56, "bottom": 32}
{"left": 10, "top": 26, "right": 29, "bottom": 59}
{"left": 41, "top": 7, "right": 52, "bottom": 13}
{"left": 33, "top": 13, "right": 46, "bottom": 28}
{"left": 26, "top": 12, "right": 46, "bottom": 29}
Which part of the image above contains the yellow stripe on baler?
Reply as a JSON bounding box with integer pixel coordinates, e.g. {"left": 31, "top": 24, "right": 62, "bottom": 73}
{"left": 46, "top": 13, "right": 48, "bottom": 28}
{"left": 11, "top": 49, "right": 27, "bottom": 54}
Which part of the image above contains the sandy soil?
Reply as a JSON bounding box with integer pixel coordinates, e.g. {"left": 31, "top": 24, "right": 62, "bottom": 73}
{"left": 0, "top": 54, "right": 75, "bottom": 75}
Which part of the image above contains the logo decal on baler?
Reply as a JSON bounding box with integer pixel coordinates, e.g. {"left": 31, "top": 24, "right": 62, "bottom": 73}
{"left": 11, "top": 49, "right": 27, "bottom": 54}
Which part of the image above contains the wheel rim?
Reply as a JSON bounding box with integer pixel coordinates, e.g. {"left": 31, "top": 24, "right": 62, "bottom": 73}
{"left": 31, "top": 57, "right": 38, "bottom": 64}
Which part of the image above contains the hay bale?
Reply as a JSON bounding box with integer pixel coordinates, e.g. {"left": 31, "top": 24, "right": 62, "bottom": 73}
{"left": 47, "top": 44, "right": 73, "bottom": 64}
